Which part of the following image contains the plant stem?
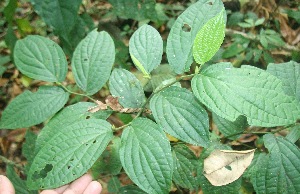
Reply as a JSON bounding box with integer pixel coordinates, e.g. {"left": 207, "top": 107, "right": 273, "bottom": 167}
{"left": 56, "top": 82, "right": 98, "bottom": 103}
{"left": 223, "top": 123, "right": 298, "bottom": 140}
{"left": 0, "top": 155, "right": 24, "bottom": 171}
{"left": 112, "top": 73, "right": 197, "bottom": 131}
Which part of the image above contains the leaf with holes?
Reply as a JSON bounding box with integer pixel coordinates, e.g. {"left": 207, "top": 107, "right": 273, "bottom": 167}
{"left": 203, "top": 149, "right": 255, "bottom": 186}
{"left": 27, "top": 119, "right": 113, "bottom": 190}
{"left": 72, "top": 29, "right": 115, "bottom": 95}
{"left": 166, "top": 0, "right": 226, "bottom": 74}
{"left": 192, "top": 62, "right": 300, "bottom": 127}
{"left": 172, "top": 145, "right": 201, "bottom": 190}
{"left": 212, "top": 114, "right": 248, "bottom": 140}
{"left": 193, "top": 8, "right": 225, "bottom": 64}
{"left": 150, "top": 86, "right": 209, "bottom": 146}
{"left": 120, "top": 118, "right": 173, "bottom": 194}
{"left": 251, "top": 134, "right": 300, "bottom": 194}
{"left": 129, "top": 24, "right": 163, "bottom": 77}
{"left": 14, "top": 36, "right": 68, "bottom": 82}
{"left": 267, "top": 61, "right": 300, "bottom": 101}
{"left": 109, "top": 68, "right": 146, "bottom": 108}
{"left": 34, "top": 102, "right": 111, "bottom": 154}
{"left": 0, "top": 86, "right": 69, "bottom": 129}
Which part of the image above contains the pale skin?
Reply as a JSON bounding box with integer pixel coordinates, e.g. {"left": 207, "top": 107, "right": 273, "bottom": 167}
{"left": 0, "top": 174, "right": 102, "bottom": 194}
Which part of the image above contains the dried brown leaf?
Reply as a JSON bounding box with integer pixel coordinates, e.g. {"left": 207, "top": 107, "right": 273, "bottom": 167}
{"left": 279, "top": 14, "right": 300, "bottom": 45}
{"left": 88, "top": 100, "right": 107, "bottom": 113}
{"left": 203, "top": 149, "right": 255, "bottom": 186}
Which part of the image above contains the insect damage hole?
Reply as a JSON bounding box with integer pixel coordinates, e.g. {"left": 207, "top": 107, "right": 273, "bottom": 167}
{"left": 33, "top": 164, "right": 53, "bottom": 179}
{"left": 225, "top": 165, "right": 232, "bottom": 171}
{"left": 182, "top": 23, "right": 191, "bottom": 32}
{"left": 207, "top": 1, "right": 213, "bottom": 5}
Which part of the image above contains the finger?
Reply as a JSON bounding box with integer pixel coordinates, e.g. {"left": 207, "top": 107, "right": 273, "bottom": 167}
{"left": 53, "top": 184, "right": 69, "bottom": 193}
{"left": 40, "top": 190, "right": 58, "bottom": 194}
{"left": 63, "top": 174, "right": 92, "bottom": 194}
{"left": 40, "top": 183, "right": 69, "bottom": 194}
{"left": 0, "top": 175, "right": 15, "bottom": 194}
{"left": 83, "top": 181, "right": 102, "bottom": 194}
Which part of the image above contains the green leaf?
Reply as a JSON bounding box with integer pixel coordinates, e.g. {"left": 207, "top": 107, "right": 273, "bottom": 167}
{"left": 150, "top": 86, "right": 209, "bottom": 146}
{"left": 192, "top": 62, "right": 300, "bottom": 127}
{"left": 5, "top": 24, "right": 18, "bottom": 54}
{"left": 6, "top": 165, "right": 38, "bottom": 194}
{"left": 251, "top": 134, "right": 300, "bottom": 194}
{"left": 118, "top": 185, "right": 147, "bottom": 194}
{"left": 172, "top": 145, "right": 200, "bottom": 190}
{"left": 35, "top": 102, "right": 111, "bottom": 154}
{"left": 243, "top": 151, "right": 266, "bottom": 180}
{"left": 267, "top": 61, "right": 300, "bottom": 101}
{"left": 286, "top": 125, "right": 300, "bottom": 143}
{"left": 193, "top": 8, "right": 225, "bottom": 64}
{"left": 144, "top": 64, "right": 176, "bottom": 92}
{"left": 212, "top": 114, "right": 248, "bottom": 139}
{"left": 120, "top": 118, "right": 173, "bottom": 194}
{"left": 22, "top": 130, "right": 37, "bottom": 173}
{"left": 108, "top": 0, "right": 158, "bottom": 22}
{"left": 0, "top": 86, "right": 69, "bottom": 129}
{"left": 285, "top": 8, "right": 300, "bottom": 23}
{"left": 4, "top": 0, "right": 17, "bottom": 24}
{"left": 72, "top": 29, "right": 115, "bottom": 95}
{"left": 200, "top": 172, "right": 242, "bottom": 194}
{"left": 0, "top": 55, "right": 10, "bottom": 77}
{"left": 14, "top": 36, "right": 68, "bottom": 82}
{"left": 260, "top": 34, "right": 269, "bottom": 48}
{"left": 222, "top": 42, "right": 248, "bottom": 59}
{"left": 91, "top": 137, "right": 122, "bottom": 176}
{"left": 166, "top": 0, "right": 225, "bottom": 74}
{"left": 60, "top": 13, "right": 95, "bottom": 55}
{"left": 254, "top": 18, "right": 265, "bottom": 26}
{"left": 30, "top": 0, "right": 82, "bottom": 36}
{"left": 129, "top": 24, "right": 163, "bottom": 77}
{"left": 109, "top": 68, "right": 146, "bottom": 108}
{"left": 27, "top": 119, "right": 113, "bottom": 190}
{"left": 108, "top": 176, "right": 121, "bottom": 193}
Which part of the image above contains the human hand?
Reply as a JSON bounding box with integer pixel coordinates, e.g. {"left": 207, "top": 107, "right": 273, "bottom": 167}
{"left": 0, "top": 174, "right": 102, "bottom": 194}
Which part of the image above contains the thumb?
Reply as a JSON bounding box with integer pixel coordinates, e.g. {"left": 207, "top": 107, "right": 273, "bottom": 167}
{"left": 0, "top": 175, "right": 15, "bottom": 194}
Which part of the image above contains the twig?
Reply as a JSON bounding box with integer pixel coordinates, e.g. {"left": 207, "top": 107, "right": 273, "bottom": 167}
{"left": 0, "top": 155, "right": 24, "bottom": 171}
{"left": 222, "top": 123, "right": 298, "bottom": 140}
{"left": 56, "top": 82, "right": 98, "bottom": 103}
{"left": 112, "top": 73, "right": 196, "bottom": 131}
{"left": 225, "top": 28, "right": 300, "bottom": 52}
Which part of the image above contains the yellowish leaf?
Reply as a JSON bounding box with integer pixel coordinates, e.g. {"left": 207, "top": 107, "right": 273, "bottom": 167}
{"left": 203, "top": 149, "right": 255, "bottom": 186}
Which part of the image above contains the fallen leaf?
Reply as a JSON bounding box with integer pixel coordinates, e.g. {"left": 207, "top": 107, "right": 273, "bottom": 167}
{"left": 88, "top": 100, "right": 107, "bottom": 113}
{"left": 203, "top": 149, "right": 255, "bottom": 186}
{"left": 279, "top": 13, "right": 300, "bottom": 45}
{"left": 105, "top": 95, "right": 151, "bottom": 114}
